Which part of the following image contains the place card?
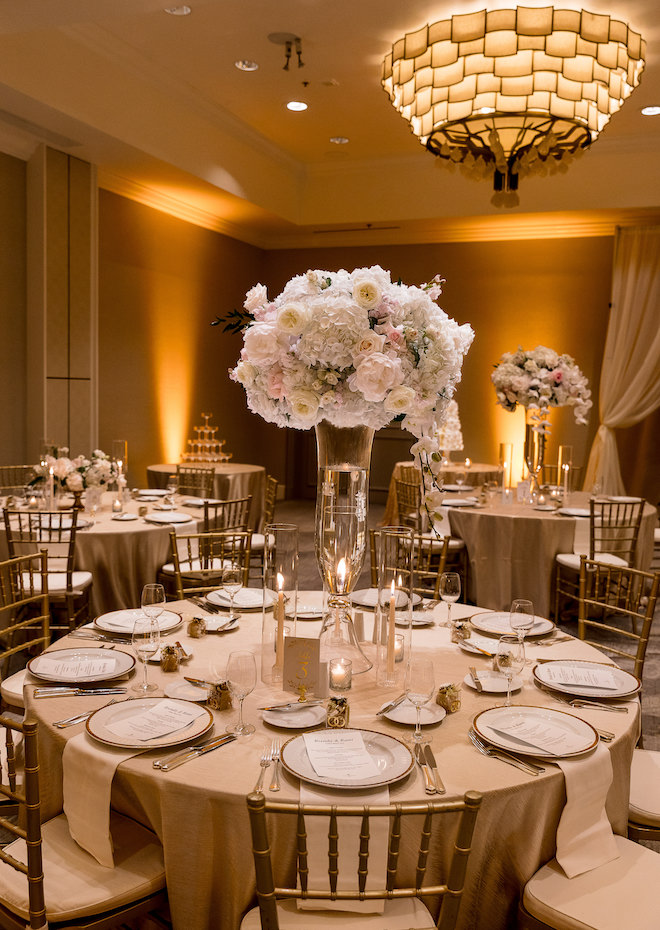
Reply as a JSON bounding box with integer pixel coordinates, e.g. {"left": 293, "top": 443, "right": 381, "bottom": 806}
{"left": 542, "top": 665, "right": 618, "bottom": 690}
{"left": 283, "top": 636, "right": 320, "bottom": 697}
{"left": 303, "top": 730, "right": 379, "bottom": 780}
{"left": 487, "top": 718, "right": 585, "bottom": 756}
{"left": 106, "top": 700, "right": 206, "bottom": 742}
{"left": 35, "top": 656, "right": 116, "bottom": 680}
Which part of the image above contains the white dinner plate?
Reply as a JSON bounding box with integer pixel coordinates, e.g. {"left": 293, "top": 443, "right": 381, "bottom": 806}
{"left": 442, "top": 484, "right": 473, "bottom": 492}
{"left": 139, "top": 489, "right": 169, "bottom": 497}
{"left": 144, "top": 511, "right": 194, "bottom": 525}
{"left": 263, "top": 705, "right": 326, "bottom": 729}
{"left": 27, "top": 647, "right": 135, "bottom": 683}
{"left": 533, "top": 660, "right": 641, "bottom": 699}
{"left": 181, "top": 498, "right": 222, "bottom": 508}
{"left": 473, "top": 705, "right": 598, "bottom": 759}
{"left": 86, "top": 697, "right": 213, "bottom": 749}
{"left": 378, "top": 698, "right": 446, "bottom": 726}
{"left": 534, "top": 504, "right": 557, "bottom": 512}
{"left": 291, "top": 603, "right": 325, "bottom": 620}
{"left": 164, "top": 681, "right": 208, "bottom": 702}
{"left": 281, "top": 729, "right": 413, "bottom": 789}
{"left": 557, "top": 507, "right": 590, "bottom": 517}
{"left": 112, "top": 512, "right": 138, "bottom": 521}
{"left": 94, "top": 608, "right": 182, "bottom": 634}
{"left": 459, "top": 635, "right": 497, "bottom": 657}
{"left": 463, "top": 671, "right": 523, "bottom": 694}
{"left": 396, "top": 613, "right": 434, "bottom": 627}
{"left": 350, "top": 588, "right": 422, "bottom": 609}
{"left": 442, "top": 497, "right": 478, "bottom": 507}
{"left": 606, "top": 496, "right": 642, "bottom": 503}
{"left": 469, "top": 611, "right": 554, "bottom": 638}
{"left": 207, "top": 588, "right": 276, "bottom": 610}
{"left": 137, "top": 496, "right": 160, "bottom": 502}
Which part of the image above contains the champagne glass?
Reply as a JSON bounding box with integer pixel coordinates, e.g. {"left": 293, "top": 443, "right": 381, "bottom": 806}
{"left": 225, "top": 650, "right": 257, "bottom": 736}
{"left": 131, "top": 615, "right": 160, "bottom": 692}
{"left": 439, "top": 572, "right": 461, "bottom": 626}
{"left": 405, "top": 656, "right": 435, "bottom": 744}
{"left": 221, "top": 563, "right": 243, "bottom": 620}
{"left": 495, "top": 635, "right": 525, "bottom": 707}
{"left": 509, "top": 598, "right": 535, "bottom": 645}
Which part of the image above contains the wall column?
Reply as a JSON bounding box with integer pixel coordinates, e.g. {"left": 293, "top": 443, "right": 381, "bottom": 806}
{"left": 26, "top": 145, "right": 98, "bottom": 460}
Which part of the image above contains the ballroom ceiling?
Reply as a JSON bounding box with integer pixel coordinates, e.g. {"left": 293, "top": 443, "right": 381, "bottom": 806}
{"left": 0, "top": 0, "right": 659, "bottom": 247}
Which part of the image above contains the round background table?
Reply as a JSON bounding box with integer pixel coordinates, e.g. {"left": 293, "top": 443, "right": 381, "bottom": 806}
{"left": 27, "top": 596, "right": 638, "bottom": 930}
{"left": 147, "top": 463, "right": 265, "bottom": 530}
{"left": 383, "top": 460, "right": 500, "bottom": 524}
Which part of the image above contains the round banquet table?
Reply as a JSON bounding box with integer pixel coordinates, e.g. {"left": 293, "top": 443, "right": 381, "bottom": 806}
{"left": 383, "top": 460, "right": 501, "bottom": 525}
{"left": 26, "top": 596, "right": 639, "bottom": 930}
{"left": 446, "top": 492, "right": 658, "bottom": 617}
{"left": 147, "top": 463, "right": 266, "bottom": 530}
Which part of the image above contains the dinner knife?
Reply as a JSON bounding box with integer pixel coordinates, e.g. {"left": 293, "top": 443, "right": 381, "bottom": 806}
{"left": 424, "top": 744, "right": 446, "bottom": 794}
{"left": 258, "top": 700, "right": 325, "bottom": 711}
{"left": 159, "top": 733, "right": 237, "bottom": 771}
{"left": 414, "top": 743, "right": 435, "bottom": 794}
{"left": 376, "top": 693, "right": 408, "bottom": 717}
{"left": 468, "top": 666, "right": 483, "bottom": 692}
{"left": 184, "top": 676, "right": 216, "bottom": 689}
{"left": 33, "top": 687, "right": 127, "bottom": 698}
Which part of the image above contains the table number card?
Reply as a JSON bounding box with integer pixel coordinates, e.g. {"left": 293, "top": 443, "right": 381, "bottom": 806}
{"left": 283, "top": 637, "right": 320, "bottom": 697}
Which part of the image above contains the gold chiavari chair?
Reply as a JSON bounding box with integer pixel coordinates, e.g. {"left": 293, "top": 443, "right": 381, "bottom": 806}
{"left": 0, "top": 714, "right": 168, "bottom": 929}
{"left": 203, "top": 496, "right": 252, "bottom": 532}
{"left": 167, "top": 530, "right": 251, "bottom": 600}
{"left": 249, "top": 476, "right": 279, "bottom": 582}
{"left": 0, "top": 551, "right": 50, "bottom": 714}
{"left": 554, "top": 497, "right": 645, "bottom": 622}
{"left": 241, "top": 789, "right": 482, "bottom": 930}
{"left": 541, "top": 464, "right": 582, "bottom": 490}
{"left": 369, "top": 529, "right": 450, "bottom": 599}
{"left": 2, "top": 510, "right": 92, "bottom": 638}
{"left": 175, "top": 464, "right": 215, "bottom": 499}
{"left": 0, "top": 466, "right": 36, "bottom": 497}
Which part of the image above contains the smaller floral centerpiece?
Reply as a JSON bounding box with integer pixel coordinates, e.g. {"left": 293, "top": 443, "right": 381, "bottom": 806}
{"left": 33, "top": 449, "right": 118, "bottom": 493}
{"left": 491, "top": 345, "right": 592, "bottom": 423}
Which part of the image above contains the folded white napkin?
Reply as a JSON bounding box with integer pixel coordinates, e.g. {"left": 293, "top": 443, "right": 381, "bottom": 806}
{"left": 555, "top": 743, "right": 620, "bottom": 878}
{"left": 297, "top": 782, "right": 389, "bottom": 913}
{"left": 63, "top": 732, "right": 139, "bottom": 867}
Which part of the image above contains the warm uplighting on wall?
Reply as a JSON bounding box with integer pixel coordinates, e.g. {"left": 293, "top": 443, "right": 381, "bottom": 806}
{"left": 495, "top": 406, "right": 526, "bottom": 483}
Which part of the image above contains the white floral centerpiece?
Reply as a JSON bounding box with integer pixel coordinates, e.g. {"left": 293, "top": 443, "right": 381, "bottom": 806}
{"left": 33, "top": 449, "right": 118, "bottom": 493}
{"left": 491, "top": 345, "right": 592, "bottom": 424}
{"left": 230, "top": 265, "right": 474, "bottom": 442}
{"left": 435, "top": 399, "right": 464, "bottom": 457}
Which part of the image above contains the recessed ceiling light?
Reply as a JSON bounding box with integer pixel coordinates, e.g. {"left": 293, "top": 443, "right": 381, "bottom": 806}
{"left": 235, "top": 60, "right": 259, "bottom": 72}
{"left": 641, "top": 105, "right": 660, "bottom": 116}
{"left": 164, "top": 5, "right": 191, "bottom": 14}
{"left": 330, "top": 136, "right": 349, "bottom": 144}
{"left": 286, "top": 101, "right": 308, "bottom": 112}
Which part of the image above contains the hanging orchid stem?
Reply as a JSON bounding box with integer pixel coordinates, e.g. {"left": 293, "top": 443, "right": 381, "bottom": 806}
{"left": 416, "top": 450, "right": 446, "bottom": 543}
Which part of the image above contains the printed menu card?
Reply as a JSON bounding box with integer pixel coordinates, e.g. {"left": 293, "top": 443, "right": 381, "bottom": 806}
{"left": 303, "top": 731, "right": 379, "bottom": 780}
{"left": 486, "top": 717, "right": 587, "bottom": 756}
{"left": 106, "top": 700, "right": 206, "bottom": 742}
{"left": 542, "top": 664, "right": 618, "bottom": 690}
{"left": 34, "top": 655, "right": 117, "bottom": 680}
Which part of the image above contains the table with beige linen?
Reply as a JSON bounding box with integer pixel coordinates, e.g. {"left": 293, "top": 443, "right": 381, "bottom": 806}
{"left": 146, "top": 463, "right": 266, "bottom": 530}
{"left": 446, "top": 492, "right": 657, "bottom": 617}
{"left": 382, "top": 460, "right": 501, "bottom": 525}
{"left": 27, "top": 597, "right": 639, "bottom": 930}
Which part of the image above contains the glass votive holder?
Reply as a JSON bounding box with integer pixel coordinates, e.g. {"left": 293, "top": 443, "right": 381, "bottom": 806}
{"left": 394, "top": 633, "right": 405, "bottom": 663}
{"left": 328, "top": 657, "right": 352, "bottom": 692}
{"left": 112, "top": 497, "right": 123, "bottom": 513}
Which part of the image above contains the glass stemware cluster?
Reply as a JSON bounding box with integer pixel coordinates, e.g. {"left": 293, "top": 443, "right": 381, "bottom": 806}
{"left": 132, "top": 583, "right": 164, "bottom": 692}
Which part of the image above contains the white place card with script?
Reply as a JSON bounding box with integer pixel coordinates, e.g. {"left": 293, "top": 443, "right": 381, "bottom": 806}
{"left": 35, "top": 656, "right": 117, "bottom": 680}
{"left": 303, "top": 730, "right": 380, "bottom": 781}
{"left": 106, "top": 699, "right": 206, "bottom": 742}
{"left": 541, "top": 665, "right": 619, "bottom": 690}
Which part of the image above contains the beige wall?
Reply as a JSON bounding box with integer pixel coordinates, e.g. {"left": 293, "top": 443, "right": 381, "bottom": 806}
{"left": 0, "top": 152, "right": 26, "bottom": 464}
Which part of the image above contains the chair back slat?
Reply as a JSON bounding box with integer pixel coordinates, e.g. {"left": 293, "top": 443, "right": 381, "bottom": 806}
{"left": 386, "top": 808, "right": 402, "bottom": 891}
{"left": 395, "top": 479, "right": 422, "bottom": 533}
{"left": 203, "top": 496, "right": 252, "bottom": 532}
{"left": 296, "top": 810, "right": 309, "bottom": 894}
{"left": 0, "top": 551, "right": 50, "bottom": 685}
{"left": 589, "top": 498, "right": 644, "bottom": 565}
{"left": 176, "top": 464, "right": 215, "bottom": 499}
{"left": 358, "top": 811, "right": 370, "bottom": 893}
{"left": 168, "top": 530, "right": 252, "bottom": 599}
{"left": 263, "top": 476, "right": 279, "bottom": 528}
{"left": 328, "top": 810, "right": 339, "bottom": 893}
{"left": 415, "top": 809, "right": 433, "bottom": 889}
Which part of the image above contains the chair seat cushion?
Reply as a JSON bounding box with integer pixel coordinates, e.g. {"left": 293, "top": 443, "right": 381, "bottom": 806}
{"left": 0, "top": 669, "right": 27, "bottom": 709}
{"left": 418, "top": 533, "right": 465, "bottom": 551}
{"left": 241, "top": 896, "right": 435, "bottom": 929}
{"left": 0, "top": 812, "right": 165, "bottom": 922}
{"left": 629, "top": 748, "right": 660, "bottom": 826}
{"left": 161, "top": 559, "right": 228, "bottom": 575}
{"left": 522, "top": 835, "right": 660, "bottom": 930}
{"left": 21, "top": 571, "right": 93, "bottom": 593}
{"left": 556, "top": 553, "right": 627, "bottom": 571}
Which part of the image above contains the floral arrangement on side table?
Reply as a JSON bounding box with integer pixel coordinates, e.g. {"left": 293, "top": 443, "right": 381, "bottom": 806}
{"left": 33, "top": 449, "right": 118, "bottom": 493}
{"left": 491, "top": 346, "right": 592, "bottom": 423}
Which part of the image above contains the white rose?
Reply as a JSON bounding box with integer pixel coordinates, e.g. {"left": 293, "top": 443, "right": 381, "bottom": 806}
{"left": 289, "top": 389, "right": 320, "bottom": 421}
{"left": 244, "top": 283, "right": 268, "bottom": 313}
{"left": 243, "top": 322, "right": 279, "bottom": 364}
{"left": 352, "top": 278, "right": 381, "bottom": 309}
{"left": 350, "top": 353, "right": 403, "bottom": 402}
{"left": 233, "top": 360, "right": 258, "bottom": 387}
{"left": 384, "top": 385, "right": 417, "bottom": 415}
{"left": 352, "top": 330, "right": 386, "bottom": 360}
{"left": 52, "top": 458, "right": 72, "bottom": 479}
{"left": 276, "top": 302, "right": 309, "bottom": 333}
{"left": 66, "top": 472, "right": 84, "bottom": 492}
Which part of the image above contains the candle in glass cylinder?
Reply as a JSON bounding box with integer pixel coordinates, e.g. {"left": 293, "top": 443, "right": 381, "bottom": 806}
{"left": 501, "top": 461, "right": 508, "bottom": 500}
{"left": 387, "top": 579, "right": 396, "bottom": 676}
{"left": 562, "top": 463, "right": 570, "bottom": 502}
{"left": 48, "top": 467, "right": 54, "bottom": 509}
{"left": 275, "top": 572, "right": 285, "bottom": 672}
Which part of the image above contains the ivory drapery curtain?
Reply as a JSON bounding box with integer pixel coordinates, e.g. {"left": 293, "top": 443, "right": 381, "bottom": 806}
{"left": 583, "top": 226, "right": 660, "bottom": 495}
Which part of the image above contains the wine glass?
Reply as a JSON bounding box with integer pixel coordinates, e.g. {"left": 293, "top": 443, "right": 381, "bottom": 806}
{"left": 221, "top": 563, "right": 243, "bottom": 620}
{"left": 131, "top": 615, "right": 160, "bottom": 692}
{"left": 495, "top": 635, "right": 525, "bottom": 707}
{"left": 509, "top": 598, "right": 535, "bottom": 646}
{"left": 225, "top": 651, "right": 257, "bottom": 736}
{"left": 165, "top": 475, "right": 178, "bottom": 506}
{"left": 405, "top": 656, "right": 435, "bottom": 744}
{"left": 141, "top": 583, "right": 166, "bottom": 625}
{"left": 439, "top": 572, "right": 461, "bottom": 626}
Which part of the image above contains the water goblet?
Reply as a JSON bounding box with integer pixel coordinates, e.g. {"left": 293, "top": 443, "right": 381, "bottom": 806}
{"left": 165, "top": 475, "right": 178, "bottom": 505}
{"left": 405, "top": 656, "right": 435, "bottom": 744}
{"left": 131, "top": 615, "right": 160, "bottom": 692}
{"left": 439, "top": 572, "right": 461, "bottom": 627}
{"left": 225, "top": 650, "right": 257, "bottom": 736}
{"left": 495, "top": 635, "right": 525, "bottom": 707}
{"left": 221, "top": 563, "right": 243, "bottom": 620}
{"left": 141, "top": 583, "right": 166, "bottom": 625}
{"left": 509, "top": 598, "right": 535, "bottom": 663}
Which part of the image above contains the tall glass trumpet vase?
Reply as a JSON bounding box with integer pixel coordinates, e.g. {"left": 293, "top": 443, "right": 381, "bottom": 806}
{"left": 524, "top": 408, "right": 547, "bottom": 497}
{"left": 374, "top": 526, "right": 414, "bottom": 689}
{"left": 317, "top": 501, "right": 372, "bottom": 674}
{"left": 261, "top": 524, "right": 299, "bottom": 686}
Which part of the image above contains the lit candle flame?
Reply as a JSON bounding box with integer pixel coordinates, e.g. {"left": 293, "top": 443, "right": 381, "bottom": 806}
{"left": 337, "top": 559, "right": 346, "bottom": 588}
{"left": 277, "top": 572, "right": 284, "bottom": 591}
